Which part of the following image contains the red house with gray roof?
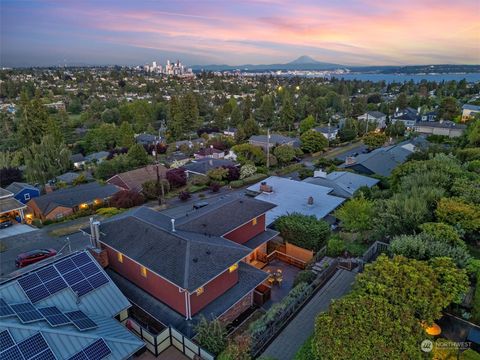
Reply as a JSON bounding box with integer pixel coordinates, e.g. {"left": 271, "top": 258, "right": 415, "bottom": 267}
{"left": 87, "top": 197, "right": 278, "bottom": 336}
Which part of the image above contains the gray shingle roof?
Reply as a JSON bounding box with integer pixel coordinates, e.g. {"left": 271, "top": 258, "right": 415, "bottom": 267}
{"left": 0, "top": 187, "right": 13, "bottom": 199}
{"left": 5, "top": 182, "right": 38, "bottom": 195}
{"left": 249, "top": 134, "right": 298, "bottom": 145}
{"left": 183, "top": 158, "right": 237, "bottom": 175}
{"left": 70, "top": 153, "right": 85, "bottom": 163}
{"left": 304, "top": 171, "right": 379, "bottom": 198}
{"left": 463, "top": 104, "right": 480, "bottom": 111}
{"left": 97, "top": 207, "right": 251, "bottom": 291}
{"left": 0, "top": 196, "right": 26, "bottom": 213}
{"left": 32, "top": 182, "right": 120, "bottom": 214}
{"left": 176, "top": 197, "right": 276, "bottom": 236}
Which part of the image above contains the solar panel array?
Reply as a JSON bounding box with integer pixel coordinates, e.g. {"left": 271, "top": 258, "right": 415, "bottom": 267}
{"left": 0, "top": 298, "right": 15, "bottom": 318}
{"left": 0, "top": 298, "right": 97, "bottom": 332}
{"left": 67, "top": 339, "right": 111, "bottom": 360}
{"left": 65, "top": 311, "right": 98, "bottom": 331}
{"left": 17, "top": 253, "right": 109, "bottom": 304}
{"left": 0, "top": 332, "right": 56, "bottom": 360}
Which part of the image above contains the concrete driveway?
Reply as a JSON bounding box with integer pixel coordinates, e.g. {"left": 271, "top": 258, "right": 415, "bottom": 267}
{"left": 0, "top": 223, "right": 36, "bottom": 239}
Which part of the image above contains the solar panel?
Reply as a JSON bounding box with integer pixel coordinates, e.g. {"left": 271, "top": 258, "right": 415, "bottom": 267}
{"left": 0, "top": 345, "right": 23, "bottom": 360}
{"left": 0, "top": 330, "right": 15, "bottom": 352}
{"left": 65, "top": 311, "right": 97, "bottom": 331}
{"left": 63, "top": 269, "right": 85, "bottom": 286}
{"left": 44, "top": 277, "right": 68, "bottom": 295}
{"left": 30, "top": 348, "right": 56, "bottom": 360}
{"left": 37, "top": 267, "right": 60, "bottom": 283}
{"left": 17, "top": 333, "right": 48, "bottom": 360}
{"left": 54, "top": 258, "right": 75, "bottom": 274}
{"left": 0, "top": 298, "right": 15, "bottom": 318}
{"left": 71, "top": 253, "right": 90, "bottom": 267}
{"left": 87, "top": 273, "right": 109, "bottom": 290}
{"left": 68, "top": 352, "right": 88, "bottom": 360}
{"left": 25, "top": 285, "right": 50, "bottom": 303}
{"left": 38, "top": 307, "right": 70, "bottom": 327}
{"left": 11, "top": 303, "right": 44, "bottom": 323}
{"left": 83, "top": 339, "right": 111, "bottom": 360}
{"left": 71, "top": 280, "right": 94, "bottom": 297}
{"left": 78, "top": 262, "right": 99, "bottom": 278}
{"left": 17, "top": 274, "right": 42, "bottom": 291}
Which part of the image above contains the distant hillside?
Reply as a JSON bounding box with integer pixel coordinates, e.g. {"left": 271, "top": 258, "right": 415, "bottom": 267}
{"left": 191, "top": 56, "right": 343, "bottom": 72}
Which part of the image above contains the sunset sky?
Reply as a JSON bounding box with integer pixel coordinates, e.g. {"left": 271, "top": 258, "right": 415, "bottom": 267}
{"left": 1, "top": 0, "right": 479, "bottom": 67}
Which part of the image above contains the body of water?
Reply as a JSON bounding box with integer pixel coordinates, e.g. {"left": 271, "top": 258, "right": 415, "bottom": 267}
{"left": 327, "top": 72, "right": 480, "bottom": 83}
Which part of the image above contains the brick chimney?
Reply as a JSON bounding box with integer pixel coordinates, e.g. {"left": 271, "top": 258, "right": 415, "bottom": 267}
{"left": 345, "top": 156, "right": 356, "bottom": 165}
{"left": 259, "top": 181, "right": 273, "bottom": 193}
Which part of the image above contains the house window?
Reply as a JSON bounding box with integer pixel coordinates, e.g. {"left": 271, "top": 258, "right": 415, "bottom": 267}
{"left": 56, "top": 213, "right": 64, "bottom": 220}
{"left": 196, "top": 287, "right": 204, "bottom": 296}
{"left": 229, "top": 263, "right": 238, "bottom": 273}
{"left": 252, "top": 218, "right": 257, "bottom": 226}
{"left": 117, "top": 253, "right": 123, "bottom": 263}
{"left": 140, "top": 266, "right": 147, "bottom": 278}
{"left": 24, "top": 193, "right": 31, "bottom": 201}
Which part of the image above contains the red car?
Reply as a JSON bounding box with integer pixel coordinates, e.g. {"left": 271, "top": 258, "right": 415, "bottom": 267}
{"left": 15, "top": 248, "right": 57, "bottom": 268}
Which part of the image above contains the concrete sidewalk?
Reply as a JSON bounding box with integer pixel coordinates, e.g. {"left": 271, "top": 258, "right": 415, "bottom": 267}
{"left": 260, "top": 269, "right": 357, "bottom": 360}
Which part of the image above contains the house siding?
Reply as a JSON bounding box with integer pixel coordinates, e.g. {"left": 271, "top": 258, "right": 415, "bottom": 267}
{"left": 15, "top": 189, "right": 40, "bottom": 204}
{"left": 45, "top": 206, "right": 74, "bottom": 221}
{"left": 189, "top": 268, "right": 239, "bottom": 316}
{"left": 101, "top": 243, "right": 188, "bottom": 316}
{"left": 224, "top": 214, "right": 266, "bottom": 245}
{"left": 218, "top": 291, "right": 253, "bottom": 324}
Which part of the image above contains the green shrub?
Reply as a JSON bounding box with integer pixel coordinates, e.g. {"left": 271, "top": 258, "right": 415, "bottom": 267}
{"left": 96, "top": 207, "right": 123, "bottom": 217}
{"left": 472, "top": 274, "right": 480, "bottom": 324}
{"left": 190, "top": 175, "right": 210, "bottom": 186}
{"left": 230, "top": 180, "right": 245, "bottom": 188}
{"left": 242, "top": 173, "right": 268, "bottom": 185}
{"left": 293, "top": 270, "right": 317, "bottom": 288}
{"left": 275, "top": 213, "right": 330, "bottom": 251}
{"left": 294, "top": 335, "right": 315, "bottom": 360}
{"left": 326, "top": 236, "right": 346, "bottom": 257}
{"left": 42, "top": 219, "right": 54, "bottom": 226}
{"left": 195, "top": 316, "right": 227, "bottom": 355}
{"left": 276, "top": 163, "right": 304, "bottom": 176}
{"left": 298, "top": 168, "right": 314, "bottom": 180}
{"left": 463, "top": 349, "right": 480, "bottom": 360}
{"left": 31, "top": 219, "right": 43, "bottom": 228}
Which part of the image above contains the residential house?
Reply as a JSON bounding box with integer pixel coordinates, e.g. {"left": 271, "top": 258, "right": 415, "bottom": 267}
{"left": 421, "top": 111, "right": 437, "bottom": 122}
{"left": 183, "top": 158, "right": 238, "bottom": 177}
{"left": 341, "top": 138, "right": 427, "bottom": 177}
{"left": 56, "top": 171, "right": 93, "bottom": 185}
{"left": 5, "top": 182, "right": 40, "bottom": 204}
{"left": 87, "top": 197, "right": 278, "bottom": 336}
{"left": 391, "top": 107, "right": 420, "bottom": 128}
{"left": 164, "top": 151, "right": 192, "bottom": 169}
{"left": 223, "top": 127, "right": 238, "bottom": 137}
{"left": 174, "top": 139, "right": 205, "bottom": 150}
{"left": 135, "top": 132, "right": 160, "bottom": 146}
{"left": 462, "top": 104, "right": 480, "bottom": 121}
{"left": 413, "top": 120, "right": 466, "bottom": 138}
{"left": 84, "top": 151, "right": 109, "bottom": 164}
{"left": 313, "top": 126, "right": 339, "bottom": 141}
{"left": 0, "top": 250, "right": 144, "bottom": 359}
{"left": 246, "top": 176, "right": 345, "bottom": 226}
{"left": 0, "top": 187, "right": 27, "bottom": 222}
{"left": 357, "top": 111, "right": 387, "bottom": 129}
{"left": 70, "top": 153, "right": 86, "bottom": 169}
{"left": 249, "top": 134, "right": 300, "bottom": 151}
{"left": 194, "top": 147, "right": 225, "bottom": 160}
{"left": 27, "top": 182, "right": 120, "bottom": 221}
{"left": 107, "top": 164, "right": 168, "bottom": 192}
{"left": 303, "top": 171, "right": 379, "bottom": 198}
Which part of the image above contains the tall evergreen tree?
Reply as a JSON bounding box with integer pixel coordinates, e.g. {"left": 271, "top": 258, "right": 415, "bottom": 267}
{"left": 279, "top": 91, "right": 295, "bottom": 130}
{"left": 256, "top": 94, "right": 275, "bottom": 127}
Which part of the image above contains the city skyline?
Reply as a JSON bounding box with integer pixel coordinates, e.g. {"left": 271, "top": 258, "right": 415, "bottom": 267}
{"left": 1, "top": 0, "right": 479, "bottom": 67}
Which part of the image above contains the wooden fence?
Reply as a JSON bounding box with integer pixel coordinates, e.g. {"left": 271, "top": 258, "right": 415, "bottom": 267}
{"left": 358, "top": 241, "right": 390, "bottom": 272}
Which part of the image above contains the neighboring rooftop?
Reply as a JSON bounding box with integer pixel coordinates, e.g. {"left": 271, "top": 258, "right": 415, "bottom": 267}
{"left": 415, "top": 120, "right": 467, "bottom": 129}
{"left": 183, "top": 158, "right": 237, "bottom": 175}
{"left": 304, "top": 171, "right": 379, "bottom": 198}
{"left": 463, "top": 104, "right": 480, "bottom": 111}
{"left": 5, "top": 182, "right": 38, "bottom": 195}
{"left": 246, "top": 176, "right": 345, "bottom": 225}
{"left": 249, "top": 134, "right": 299, "bottom": 146}
{"left": 0, "top": 187, "right": 14, "bottom": 199}
{"left": 107, "top": 164, "right": 167, "bottom": 192}
{"left": 359, "top": 111, "right": 386, "bottom": 119}
{"left": 31, "top": 182, "right": 120, "bottom": 214}
{"left": 0, "top": 251, "right": 144, "bottom": 360}
{"left": 84, "top": 151, "right": 109, "bottom": 162}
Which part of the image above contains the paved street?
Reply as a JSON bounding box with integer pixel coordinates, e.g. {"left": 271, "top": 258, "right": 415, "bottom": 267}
{"left": 261, "top": 269, "right": 357, "bottom": 360}
{"left": 0, "top": 228, "right": 90, "bottom": 279}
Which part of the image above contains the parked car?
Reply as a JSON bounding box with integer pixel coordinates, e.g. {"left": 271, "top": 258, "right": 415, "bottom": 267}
{"left": 15, "top": 248, "right": 57, "bottom": 268}
{"left": 0, "top": 215, "right": 13, "bottom": 229}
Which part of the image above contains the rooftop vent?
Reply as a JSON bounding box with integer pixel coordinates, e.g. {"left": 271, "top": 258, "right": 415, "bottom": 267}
{"left": 206, "top": 250, "right": 211, "bottom": 255}
{"left": 345, "top": 156, "right": 356, "bottom": 165}
{"left": 171, "top": 218, "right": 176, "bottom": 232}
{"left": 193, "top": 258, "right": 198, "bottom": 263}
{"left": 260, "top": 182, "right": 273, "bottom": 193}
{"left": 307, "top": 196, "right": 314, "bottom": 205}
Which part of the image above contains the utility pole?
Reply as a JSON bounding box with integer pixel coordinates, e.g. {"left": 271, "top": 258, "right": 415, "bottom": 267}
{"left": 156, "top": 164, "right": 165, "bottom": 206}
